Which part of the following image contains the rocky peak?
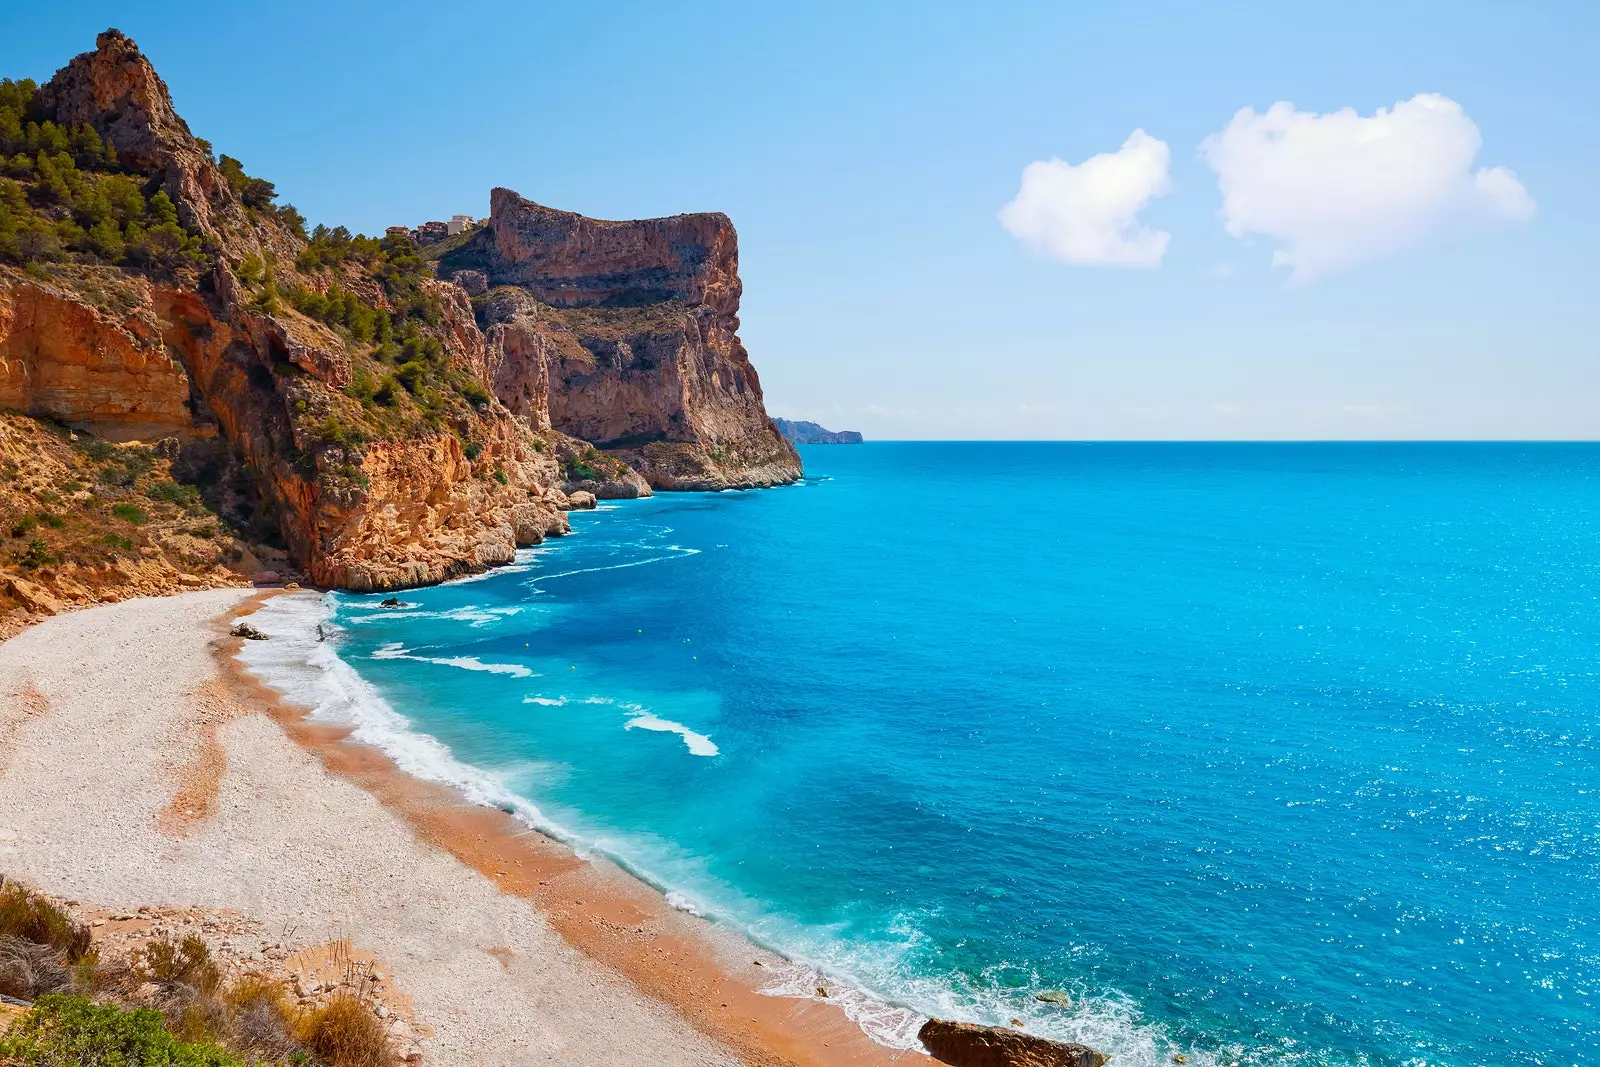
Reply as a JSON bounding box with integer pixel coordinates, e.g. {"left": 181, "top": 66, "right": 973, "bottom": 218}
{"left": 39, "top": 30, "right": 281, "bottom": 261}
{"left": 40, "top": 29, "right": 191, "bottom": 173}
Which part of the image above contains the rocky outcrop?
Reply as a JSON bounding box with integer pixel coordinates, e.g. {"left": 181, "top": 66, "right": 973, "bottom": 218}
{"left": 0, "top": 272, "right": 193, "bottom": 441}
{"left": 773, "top": 418, "right": 863, "bottom": 445}
{"left": 148, "top": 284, "right": 573, "bottom": 592}
{"left": 442, "top": 190, "right": 801, "bottom": 490}
{"left": 919, "top": 1020, "right": 1109, "bottom": 1067}
{"left": 40, "top": 29, "right": 292, "bottom": 263}
{"left": 4, "top": 30, "right": 797, "bottom": 599}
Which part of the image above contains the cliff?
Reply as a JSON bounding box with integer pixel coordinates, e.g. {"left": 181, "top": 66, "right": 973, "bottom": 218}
{"left": 1, "top": 31, "right": 580, "bottom": 602}
{"left": 1, "top": 31, "right": 795, "bottom": 606}
{"left": 437, "top": 190, "right": 801, "bottom": 490}
{"left": 774, "top": 417, "right": 863, "bottom": 445}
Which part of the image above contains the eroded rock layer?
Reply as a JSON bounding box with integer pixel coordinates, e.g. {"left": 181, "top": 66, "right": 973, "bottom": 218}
{"left": 3, "top": 30, "right": 795, "bottom": 600}
{"left": 440, "top": 190, "right": 801, "bottom": 490}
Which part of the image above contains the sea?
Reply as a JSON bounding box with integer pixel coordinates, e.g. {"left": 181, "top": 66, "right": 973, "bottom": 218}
{"left": 238, "top": 442, "right": 1600, "bottom": 1067}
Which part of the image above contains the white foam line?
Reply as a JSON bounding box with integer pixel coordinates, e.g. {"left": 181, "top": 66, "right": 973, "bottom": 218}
{"left": 530, "top": 549, "right": 700, "bottom": 585}
{"left": 371, "top": 642, "right": 535, "bottom": 678}
{"left": 523, "top": 695, "right": 569, "bottom": 706}
{"left": 233, "top": 593, "right": 565, "bottom": 839}
{"left": 343, "top": 605, "right": 525, "bottom": 628}
{"left": 623, "top": 709, "right": 719, "bottom": 757}
{"left": 236, "top": 597, "right": 1218, "bottom": 1067}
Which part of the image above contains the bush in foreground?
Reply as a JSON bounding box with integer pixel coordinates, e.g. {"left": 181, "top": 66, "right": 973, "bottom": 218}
{"left": 0, "top": 881, "right": 91, "bottom": 963}
{"left": 294, "top": 993, "right": 390, "bottom": 1067}
{"left": 0, "top": 993, "right": 244, "bottom": 1066}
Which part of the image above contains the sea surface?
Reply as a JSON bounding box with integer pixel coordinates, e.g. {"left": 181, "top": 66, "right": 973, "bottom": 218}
{"left": 241, "top": 443, "right": 1600, "bottom": 1067}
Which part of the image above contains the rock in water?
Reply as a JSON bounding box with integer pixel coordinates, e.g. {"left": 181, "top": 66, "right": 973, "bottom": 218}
{"left": 229, "top": 623, "right": 268, "bottom": 641}
{"left": 918, "top": 1019, "right": 1109, "bottom": 1067}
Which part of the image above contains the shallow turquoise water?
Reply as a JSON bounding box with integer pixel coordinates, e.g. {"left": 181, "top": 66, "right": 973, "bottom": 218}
{"left": 258, "top": 443, "right": 1600, "bottom": 1065}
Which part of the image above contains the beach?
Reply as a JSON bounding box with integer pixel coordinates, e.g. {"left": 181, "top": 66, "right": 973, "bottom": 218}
{"left": 0, "top": 588, "right": 912, "bottom": 1066}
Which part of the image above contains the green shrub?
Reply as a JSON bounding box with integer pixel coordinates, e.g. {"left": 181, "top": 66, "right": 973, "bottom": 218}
{"left": 0, "top": 994, "right": 244, "bottom": 1067}
{"left": 147, "top": 480, "right": 201, "bottom": 506}
{"left": 111, "top": 502, "right": 147, "bottom": 524}
{"left": 18, "top": 537, "right": 53, "bottom": 568}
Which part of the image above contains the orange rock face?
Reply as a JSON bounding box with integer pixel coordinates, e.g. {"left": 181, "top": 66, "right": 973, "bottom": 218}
{"left": 3, "top": 29, "right": 796, "bottom": 597}
{"left": 0, "top": 274, "right": 194, "bottom": 441}
{"left": 442, "top": 190, "right": 802, "bottom": 490}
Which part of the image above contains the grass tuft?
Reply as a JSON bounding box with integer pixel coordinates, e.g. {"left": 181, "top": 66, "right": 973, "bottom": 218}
{"left": 295, "top": 992, "right": 392, "bottom": 1067}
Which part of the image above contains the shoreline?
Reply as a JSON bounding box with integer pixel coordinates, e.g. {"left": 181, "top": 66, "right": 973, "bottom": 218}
{"left": 221, "top": 588, "right": 922, "bottom": 1066}
{"left": 0, "top": 587, "right": 908, "bottom": 1065}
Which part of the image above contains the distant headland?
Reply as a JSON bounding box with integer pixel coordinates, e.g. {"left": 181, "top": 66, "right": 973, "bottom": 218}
{"left": 774, "top": 418, "right": 864, "bottom": 444}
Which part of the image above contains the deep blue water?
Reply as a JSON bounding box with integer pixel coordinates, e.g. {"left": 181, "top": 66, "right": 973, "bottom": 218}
{"left": 266, "top": 443, "right": 1600, "bottom": 1066}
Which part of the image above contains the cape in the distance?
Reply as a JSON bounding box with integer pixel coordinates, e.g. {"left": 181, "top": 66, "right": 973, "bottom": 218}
{"left": 0, "top": 29, "right": 799, "bottom": 622}
{"left": 774, "top": 417, "right": 864, "bottom": 444}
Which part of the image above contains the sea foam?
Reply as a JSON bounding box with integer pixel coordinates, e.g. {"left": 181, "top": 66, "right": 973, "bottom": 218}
{"left": 371, "top": 642, "right": 535, "bottom": 677}
{"left": 623, "top": 708, "right": 719, "bottom": 756}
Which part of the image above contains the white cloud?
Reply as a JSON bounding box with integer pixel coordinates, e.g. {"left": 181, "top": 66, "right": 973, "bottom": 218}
{"left": 1201, "top": 94, "right": 1535, "bottom": 282}
{"left": 1000, "top": 130, "right": 1173, "bottom": 267}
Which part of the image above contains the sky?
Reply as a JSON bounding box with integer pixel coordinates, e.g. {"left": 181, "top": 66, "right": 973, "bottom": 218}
{"left": 3, "top": 1, "right": 1596, "bottom": 440}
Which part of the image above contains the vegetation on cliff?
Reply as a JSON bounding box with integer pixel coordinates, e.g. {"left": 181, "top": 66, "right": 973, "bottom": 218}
{"left": 0, "top": 77, "right": 209, "bottom": 277}
{"left": 1, "top": 27, "right": 793, "bottom": 608}
{"left": 0, "top": 412, "right": 260, "bottom": 634}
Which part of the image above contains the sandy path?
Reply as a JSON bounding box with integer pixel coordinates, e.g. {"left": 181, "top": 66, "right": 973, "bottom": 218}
{"left": 0, "top": 589, "right": 742, "bottom": 1067}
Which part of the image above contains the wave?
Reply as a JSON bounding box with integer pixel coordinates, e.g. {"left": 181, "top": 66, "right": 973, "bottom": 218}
{"left": 529, "top": 549, "right": 701, "bottom": 587}
{"left": 343, "top": 605, "right": 526, "bottom": 628}
{"left": 233, "top": 594, "right": 565, "bottom": 839}
{"left": 523, "top": 695, "right": 569, "bottom": 706}
{"left": 234, "top": 596, "right": 1252, "bottom": 1067}
{"left": 622, "top": 708, "right": 719, "bottom": 757}
{"left": 370, "top": 642, "right": 536, "bottom": 678}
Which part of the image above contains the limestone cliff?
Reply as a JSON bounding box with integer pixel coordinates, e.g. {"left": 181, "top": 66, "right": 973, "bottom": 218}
{"left": 2, "top": 30, "right": 793, "bottom": 600}
{"left": 438, "top": 190, "right": 801, "bottom": 490}
{"left": 2, "top": 31, "right": 578, "bottom": 593}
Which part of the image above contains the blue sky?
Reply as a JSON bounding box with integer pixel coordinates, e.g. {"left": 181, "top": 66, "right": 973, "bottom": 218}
{"left": 4, "top": 1, "right": 1596, "bottom": 439}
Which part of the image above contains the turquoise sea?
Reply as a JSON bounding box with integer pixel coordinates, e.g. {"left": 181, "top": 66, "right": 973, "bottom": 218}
{"left": 242, "top": 443, "right": 1600, "bottom": 1066}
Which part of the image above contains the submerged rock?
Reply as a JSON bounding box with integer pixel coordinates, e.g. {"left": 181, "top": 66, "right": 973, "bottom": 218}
{"left": 919, "top": 1018, "right": 1108, "bottom": 1067}
{"left": 380, "top": 597, "right": 401, "bottom": 607}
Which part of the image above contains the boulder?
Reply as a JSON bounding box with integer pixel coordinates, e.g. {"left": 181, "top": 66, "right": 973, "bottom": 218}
{"left": 918, "top": 1019, "right": 1108, "bottom": 1067}
{"left": 4, "top": 576, "right": 64, "bottom": 616}
{"left": 566, "top": 490, "right": 597, "bottom": 510}
{"left": 250, "top": 570, "right": 280, "bottom": 586}
{"left": 229, "top": 623, "right": 268, "bottom": 641}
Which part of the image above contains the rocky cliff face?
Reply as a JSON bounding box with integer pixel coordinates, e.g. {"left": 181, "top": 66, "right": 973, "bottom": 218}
{"left": 2, "top": 32, "right": 580, "bottom": 593}
{"left": 440, "top": 190, "right": 801, "bottom": 490}
{"left": 0, "top": 271, "right": 193, "bottom": 441}
{"left": 2, "top": 30, "right": 793, "bottom": 600}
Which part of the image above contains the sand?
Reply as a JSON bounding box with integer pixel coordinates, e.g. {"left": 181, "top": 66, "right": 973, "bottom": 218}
{"left": 0, "top": 589, "right": 740, "bottom": 1066}
{"left": 0, "top": 589, "right": 920, "bottom": 1067}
